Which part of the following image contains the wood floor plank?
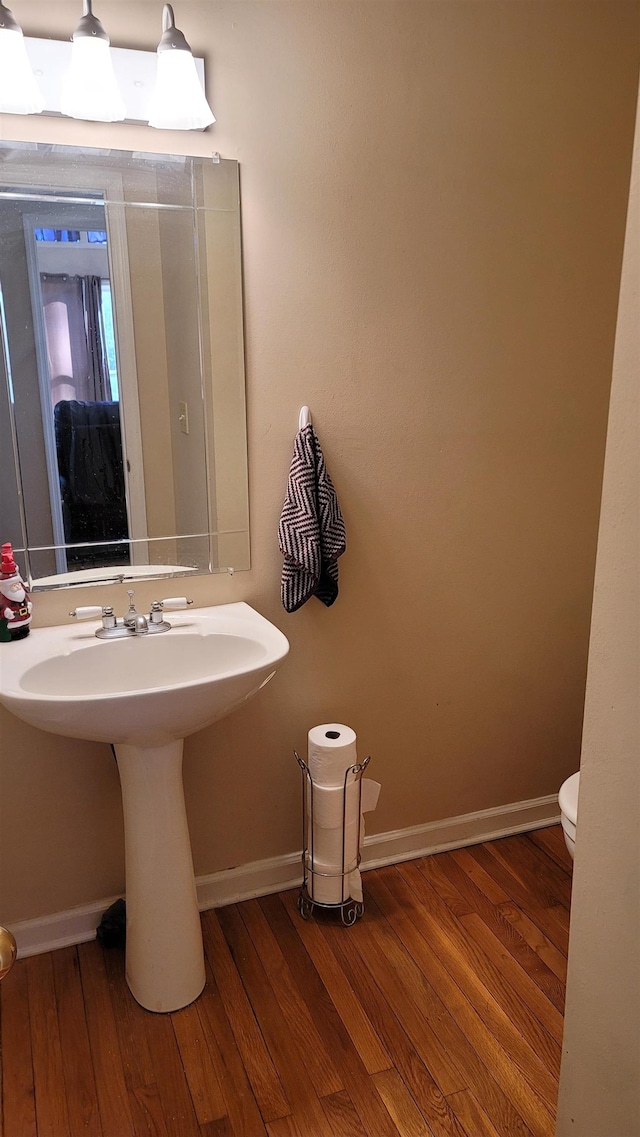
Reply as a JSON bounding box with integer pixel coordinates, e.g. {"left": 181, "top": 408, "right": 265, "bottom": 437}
{"left": 496, "top": 903, "right": 568, "bottom": 984}
{"left": 366, "top": 870, "right": 554, "bottom": 1137}
{"left": 1, "top": 960, "right": 37, "bottom": 1137}
{"left": 458, "top": 911, "right": 563, "bottom": 1050}
{"left": 450, "top": 847, "right": 510, "bottom": 906}
{"left": 259, "top": 891, "right": 359, "bottom": 1070}
{"left": 445, "top": 1089, "right": 503, "bottom": 1137}
{"left": 418, "top": 860, "right": 475, "bottom": 919}
{"left": 329, "top": 1072, "right": 405, "bottom": 1137}
{"left": 217, "top": 904, "right": 335, "bottom": 1137}
{"left": 373, "top": 1067, "right": 437, "bottom": 1137}
{"left": 505, "top": 836, "right": 573, "bottom": 909}
{"left": 488, "top": 837, "right": 571, "bottom": 911}
{"left": 517, "top": 830, "right": 573, "bottom": 881}
{"left": 261, "top": 893, "right": 402, "bottom": 1137}
{"left": 265, "top": 1117, "right": 303, "bottom": 1137}
{"left": 318, "top": 906, "right": 449, "bottom": 1085}
{"left": 270, "top": 897, "right": 390, "bottom": 1078}
{"left": 340, "top": 891, "right": 534, "bottom": 1137}
{"left": 102, "top": 947, "right": 155, "bottom": 1092}
{"left": 467, "top": 845, "right": 570, "bottom": 956}
{"left": 26, "top": 953, "right": 70, "bottom": 1137}
{"left": 400, "top": 862, "right": 562, "bottom": 1079}
{"left": 202, "top": 909, "right": 290, "bottom": 1123}
{"left": 171, "top": 1003, "right": 227, "bottom": 1127}
{"left": 51, "top": 947, "right": 103, "bottom": 1137}
{"left": 521, "top": 837, "right": 574, "bottom": 901}
{"left": 238, "top": 899, "right": 344, "bottom": 1096}
{"left": 196, "top": 959, "right": 267, "bottom": 1137}
{"left": 142, "top": 1007, "right": 201, "bottom": 1137}
{"left": 128, "top": 1083, "right": 170, "bottom": 1137}
{"left": 430, "top": 851, "right": 566, "bottom": 1014}
{"left": 77, "top": 941, "right": 135, "bottom": 1137}
{"left": 200, "top": 1117, "right": 234, "bottom": 1137}
{"left": 527, "top": 828, "right": 573, "bottom": 874}
{"left": 320, "top": 1090, "right": 369, "bottom": 1137}
{"left": 320, "top": 916, "right": 470, "bottom": 1137}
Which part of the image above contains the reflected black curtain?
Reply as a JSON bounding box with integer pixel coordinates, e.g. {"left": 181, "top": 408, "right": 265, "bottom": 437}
{"left": 54, "top": 399, "right": 129, "bottom": 568}
{"left": 81, "top": 275, "right": 112, "bottom": 402}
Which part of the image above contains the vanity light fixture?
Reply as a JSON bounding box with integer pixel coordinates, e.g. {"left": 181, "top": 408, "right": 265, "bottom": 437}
{"left": 0, "top": 3, "right": 214, "bottom": 130}
{"left": 148, "top": 4, "right": 215, "bottom": 131}
{"left": 61, "top": 0, "right": 126, "bottom": 123}
{"left": 0, "top": 2, "right": 45, "bottom": 115}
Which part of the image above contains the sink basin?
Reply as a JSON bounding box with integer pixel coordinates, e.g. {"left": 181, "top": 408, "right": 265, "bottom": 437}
{"left": 0, "top": 601, "right": 289, "bottom": 746}
{"left": 0, "top": 602, "right": 289, "bottom": 1013}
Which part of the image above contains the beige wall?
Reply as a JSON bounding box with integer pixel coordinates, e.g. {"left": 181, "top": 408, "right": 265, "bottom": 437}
{"left": 556, "top": 83, "right": 639, "bottom": 1137}
{"left": 1, "top": 2, "right": 639, "bottom": 924}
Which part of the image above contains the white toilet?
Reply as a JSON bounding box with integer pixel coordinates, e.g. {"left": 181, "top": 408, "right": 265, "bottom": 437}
{"left": 558, "top": 771, "right": 580, "bottom": 859}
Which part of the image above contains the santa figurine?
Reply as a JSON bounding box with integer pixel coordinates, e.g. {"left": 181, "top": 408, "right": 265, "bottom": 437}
{"left": 0, "top": 543, "right": 32, "bottom": 642}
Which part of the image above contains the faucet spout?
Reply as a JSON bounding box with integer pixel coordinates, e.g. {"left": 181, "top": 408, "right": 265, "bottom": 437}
{"left": 133, "top": 614, "right": 149, "bottom": 635}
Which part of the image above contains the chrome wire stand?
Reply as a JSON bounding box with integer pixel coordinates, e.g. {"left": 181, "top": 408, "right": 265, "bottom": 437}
{"left": 294, "top": 750, "right": 370, "bottom": 926}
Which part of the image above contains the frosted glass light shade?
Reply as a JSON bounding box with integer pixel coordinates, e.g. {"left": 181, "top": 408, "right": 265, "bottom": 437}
{"left": 60, "top": 35, "right": 126, "bottom": 122}
{"left": 148, "top": 49, "right": 215, "bottom": 130}
{"left": 0, "top": 27, "right": 45, "bottom": 114}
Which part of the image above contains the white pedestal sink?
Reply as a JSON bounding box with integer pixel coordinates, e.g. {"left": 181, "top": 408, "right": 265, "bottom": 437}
{"left": 0, "top": 603, "right": 289, "bottom": 1012}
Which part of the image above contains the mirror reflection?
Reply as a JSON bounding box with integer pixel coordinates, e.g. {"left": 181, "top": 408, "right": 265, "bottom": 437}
{"left": 0, "top": 144, "right": 249, "bottom": 590}
{"left": 31, "top": 209, "right": 127, "bottom": 571}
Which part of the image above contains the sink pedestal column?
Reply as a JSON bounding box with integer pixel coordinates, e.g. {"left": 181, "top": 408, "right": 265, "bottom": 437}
{"left": 114, "top": 740, "right": 205, "bottom": 1013}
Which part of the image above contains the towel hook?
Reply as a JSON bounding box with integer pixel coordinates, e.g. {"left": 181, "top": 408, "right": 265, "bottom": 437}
{"left": 299, "top": 406, "right": 312, "bottom": 430}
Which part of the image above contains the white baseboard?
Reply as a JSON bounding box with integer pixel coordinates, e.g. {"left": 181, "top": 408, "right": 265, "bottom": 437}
{"left": 8, "top": 896, "right": 123, "bottom": 961}
{"left": 362, "top": 792, "right": 560, "bottom": 870}
{"left": 8, "top": 793, "right": 560, "bottom": 959}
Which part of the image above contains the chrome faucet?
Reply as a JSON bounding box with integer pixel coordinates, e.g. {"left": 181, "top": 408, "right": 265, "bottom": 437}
{"left": 123, "top": 591, "right": 148, "bottom": 635}
{"left": 69, "top": 593, "right": 193, "bottom": 640}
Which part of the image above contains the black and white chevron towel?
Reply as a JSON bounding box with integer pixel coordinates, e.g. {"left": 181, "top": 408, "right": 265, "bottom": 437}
{"left": 278, "top": 423, "right": 346, "bottom": 613}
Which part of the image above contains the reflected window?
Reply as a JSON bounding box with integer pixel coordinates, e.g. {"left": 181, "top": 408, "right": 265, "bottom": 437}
{"left": 34, "top": 228, "right": 81, "bottom": 243}
{"left": 101, "top": 280, "right": 119, "bottom": 400}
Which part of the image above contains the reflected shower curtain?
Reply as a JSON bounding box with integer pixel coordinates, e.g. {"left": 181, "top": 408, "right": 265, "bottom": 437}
{"left": 54, "top": 399, "right": 129, "bottom": 568}
{"left": 41, "top": 272, "right": 128, "bottom": 568}
{"left": 40, "top": 273, "right": 113, "bottom": 406}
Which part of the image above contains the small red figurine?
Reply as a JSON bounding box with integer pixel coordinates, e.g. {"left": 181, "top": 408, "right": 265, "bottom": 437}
{"left": 0, "top": 543, "right": 32, "bottom": 642}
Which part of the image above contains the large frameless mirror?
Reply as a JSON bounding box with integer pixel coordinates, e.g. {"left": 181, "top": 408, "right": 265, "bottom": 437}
{"left": 0, "top": 143, "right": 249, "bottom": 590}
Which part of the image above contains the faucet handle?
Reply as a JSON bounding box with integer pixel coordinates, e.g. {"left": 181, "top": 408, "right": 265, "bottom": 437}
{"left": 69, "top": 606, "right": 103, "bottom": 620}
{"left": 148, "top": 597, "right": 192, "bottom": 627}
{"left": 70, "top": 606, "right": 116, "bottom": 630}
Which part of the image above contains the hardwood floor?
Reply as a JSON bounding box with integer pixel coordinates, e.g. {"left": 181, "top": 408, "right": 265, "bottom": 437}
{"left": 0, "top": 826, "right": 572, "bottom": 1137}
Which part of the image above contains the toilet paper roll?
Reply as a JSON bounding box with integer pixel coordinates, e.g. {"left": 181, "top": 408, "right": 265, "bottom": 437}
{"left": 308, "top": 724, "right": 359, "bottom": 787}
{"left": 306, "top": 781, "right": 361, "bottom": 828}
{"left": 307, "top": 855, "right": 360, "bottom": 905}
{"left": 305, "top": 724, "right": 380, "bottom": 908}
{"left": 308, "top": 781, "right": 381, "bottom": 834}
{"left": 308, "top": 817, "right": 360, "bottom": 867}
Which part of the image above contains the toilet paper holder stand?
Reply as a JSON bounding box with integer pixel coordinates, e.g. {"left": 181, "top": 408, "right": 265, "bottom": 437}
{"left": 294, "top": 750, "right": 371, "bottom": 926}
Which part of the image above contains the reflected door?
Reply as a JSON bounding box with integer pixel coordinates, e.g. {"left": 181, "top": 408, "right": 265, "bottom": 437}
{"left": 19, "top": 200, "right": 144, "bottom": 572}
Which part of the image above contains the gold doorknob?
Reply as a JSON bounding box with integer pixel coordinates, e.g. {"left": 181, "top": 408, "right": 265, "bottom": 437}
{"left": 0, "top": 926, "right": 17, "bottom": 981}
